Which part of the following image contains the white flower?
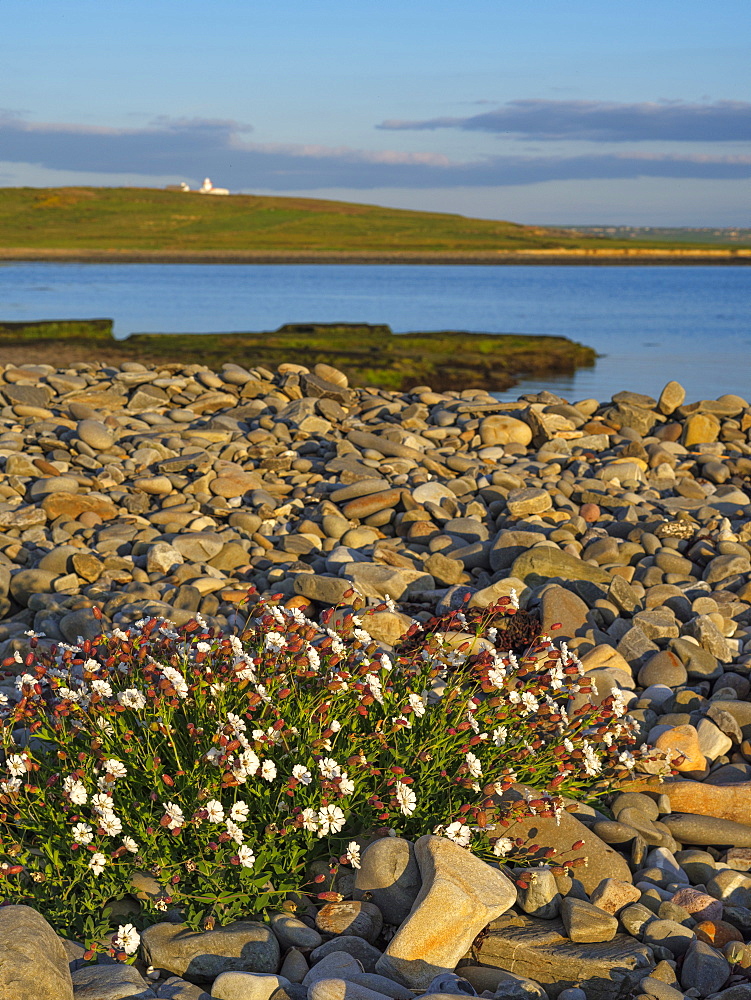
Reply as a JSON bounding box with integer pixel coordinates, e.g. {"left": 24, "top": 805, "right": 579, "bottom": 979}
{"left": 91, "top": 792, "right": 113, "bottom": 815}
{"left": 195, "top": 641, "right": 211, "bottom": 654}
{"left": 301, "top": 807, "right": 318, "bottom": 832}
{"left": 255, "top": 684, "right": 271, "bottom": 703}
{"left": 488, "top": 666, "right": 507, "bottom": 689}
{"left": 163, "top": 801, "right": 184, "bottom": 830}
{"left": 465, "top": 753, "right": 482, "bottom": 779}
{"left": 237, "top": 844, "right": 256, "bottom": 868}
{"left": 380, "top": 653, "right": 393, "bottom": 671}
{"left": 610, "top": 687, "right": 629, "bottom": 718}
{"left": 327, "top": 631, "right": 345, "bottom": 656}
{"left": 88, "top": 852, "right": 107, "bottom": 875}
{"left": 227, "top": 712, "right": 247, "bottom": 734}
{"left": 330, "top": 720, "right": 341, "bottom": 732}
{"left": 292, "top": 764, "right": 312, "bottom": 785}
{"left": 346, "top": 841, "right": 361, "bottom": 869}
{"left": 395, "top": 781, "right": 417, "bottom": 816}
{"left": 15, "top": 672, "right": 35, "bottom": 689}
{"left": 582, "top": 743, "right": 602, "bottom": 777}
{"left": 230, "top": 801, "right": 250, "bottom": 823}
{"left": 384, "top": 594, "right": 397, "bottom": 612}
{"left": 353, "top": 628, "right": 372, "bottom": 644}
{"left": 114, "top": 922, "right": 140, "bottom": 955}
{"left": 91, "top": 679, "right": 113, "bottom": 698}
{"left": 563, "top": 738, "right": 574, "bottom": 753}
{"left": 521, "top": 691, "right": 539, "bottom": 714}
{"left": 492, "top": 727, "right": 507, "bottom": 746}
{"left": 95, "top": 717, "right": 115, "bottom": 736}
{"left": 264, "top": 631, "right": 287, "bottom": 654}
{"left": 232, "top": 749, "right": 261, "bottom": 781}
{"left": 6, "top": 753, "right": 28, "bottom": 778}
{"left": 64, "top": 777, "right": 88, "bottom": 806}
{"left": 408, "top": 692, "right": 426, "bottom": 717}
{"left": 365, "top": 673, "right": 384, "bottom": 704}
{"left": 493, "top": 837, "right": 514, "bottom": 857}
{"left": 317, "top": 804, "right": 346, "bottom": 837}
{"left": 117, "top": 688, "right": 146, "bottom": 710}
{"left": 99, "top": 812, "right": 123, "bottom": 837}
{"left": 72, "top": 822, "right": 93, "bottom": 845}
{"left": 306, "top": 646, "right": 321, "bottom": 671}
{"left": 160, "top": 665, "right": 188, "bottom": 699}
{"left": 260, "top": 760, "right": 277, "bottom": 782}
{"left": 205, "top": 799, "right": 225, "bottom": 823}
{"left": 226, "top": 819, "right": 244, "bottom": 844}
{"left": 444, "top": 821, "right": 471, "bottom": 847}
{"left": 618, "top": 749, "right": 636, "bottom": 770}
{"left": 318, "top": 757, "right": 341, "bottom": 780}
{"left": 122, "top": 836, "right": 139, "bottom": 853}
{"left": 104, "top": 759, "right": 127, "bottom": 779}
{"left": 0, "top": 777, "right": 21, "bottom": 794}
{"left": 57, "top": 686, "right": 82, "bottom": 703}
{"left": 339, "top": 772, "right": 355, "bottom": 797}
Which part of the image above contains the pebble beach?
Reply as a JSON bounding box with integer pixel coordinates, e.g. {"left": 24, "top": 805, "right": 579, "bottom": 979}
{"left": 2, "top": 356, "right": 751, "bottom": 1000}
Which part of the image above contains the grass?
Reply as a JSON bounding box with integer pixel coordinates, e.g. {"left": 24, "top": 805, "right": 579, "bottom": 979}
{"left": 0, "top": 318, "right": 113, "bottom": 341}
{"left": 1, "top": 186, "right": 748, "bottom": 254}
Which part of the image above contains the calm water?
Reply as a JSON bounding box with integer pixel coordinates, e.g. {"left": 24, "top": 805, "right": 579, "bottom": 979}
{"left": 0, "top": 262, "right": 748, "bottom": 403}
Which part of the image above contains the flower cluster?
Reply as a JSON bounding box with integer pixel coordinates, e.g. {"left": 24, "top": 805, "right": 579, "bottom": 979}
{"left": 0, "top": 594, "right": 654, "bottom": 954}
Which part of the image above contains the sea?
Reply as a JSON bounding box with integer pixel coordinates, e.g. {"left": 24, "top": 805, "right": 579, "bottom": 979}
{"left": 0, "top": 262, "right": 749, "bottom": 404}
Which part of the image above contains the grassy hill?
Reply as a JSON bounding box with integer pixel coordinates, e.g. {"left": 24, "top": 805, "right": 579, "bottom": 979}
{"left": 1, "top": 186, "right": 745, "bottom": 255}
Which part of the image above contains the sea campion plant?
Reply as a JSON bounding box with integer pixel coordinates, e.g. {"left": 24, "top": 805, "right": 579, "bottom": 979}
{"left": 0, "top": 592, "right": 653, "bottom": 956}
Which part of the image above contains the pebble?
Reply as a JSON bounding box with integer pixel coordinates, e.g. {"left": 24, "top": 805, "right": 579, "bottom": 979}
{"left": 2, "top": 367, "right": 751, "bottom": 998}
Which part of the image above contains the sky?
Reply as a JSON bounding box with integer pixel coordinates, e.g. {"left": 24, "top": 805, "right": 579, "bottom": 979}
{"left": 1, "top": 0, "right": 750, "bottom": 225}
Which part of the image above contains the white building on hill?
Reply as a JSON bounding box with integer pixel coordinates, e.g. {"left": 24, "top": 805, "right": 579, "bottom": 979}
{"left": 166, "top": 179, "right": 230, "bottom": 195}
{"left": 199, "top": 177, "right": 229, "bottom": 195}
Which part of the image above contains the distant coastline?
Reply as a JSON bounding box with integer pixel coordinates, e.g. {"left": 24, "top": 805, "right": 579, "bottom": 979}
{"left": 1, "top": 247, "right": 749, "bottom": 265}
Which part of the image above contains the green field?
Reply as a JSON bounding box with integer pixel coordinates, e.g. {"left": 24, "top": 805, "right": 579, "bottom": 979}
{"left": 1, "top": 186, "right": 746, "bottom": 254}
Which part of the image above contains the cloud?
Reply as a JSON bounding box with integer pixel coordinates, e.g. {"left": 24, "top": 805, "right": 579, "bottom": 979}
{"left": 379, "top": 99, "right": 751, "bottom": 142}
{"left": 0, "top": 114, "right": 749, "bottom": 189}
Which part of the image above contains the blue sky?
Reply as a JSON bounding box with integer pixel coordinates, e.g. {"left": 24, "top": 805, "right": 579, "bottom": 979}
{"left": 1, "top": 0, "right": 749, "bottom": 225}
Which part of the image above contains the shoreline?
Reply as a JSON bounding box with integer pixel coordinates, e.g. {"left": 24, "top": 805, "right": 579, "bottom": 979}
{"left": 0, "top": 247, "right": 749, "bottom": 265}
{"left": 0, "top": 320, "right": 597, "bottom": 393}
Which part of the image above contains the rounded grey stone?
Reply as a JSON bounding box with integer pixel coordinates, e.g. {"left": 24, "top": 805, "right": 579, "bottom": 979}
{"left": 641, "top": 919, "right": 695, "bottom": 957}
{"left": 310, "top": 938, "right": 382, "bottom": 974}
{"left": 77, "top": 419, "right": 115, "bottom": 451}
{"left": 354, "top": 837, "right": 421, "bottom": 926}
{"left": 269, "top": 912, "right": 322, "bottom": 950}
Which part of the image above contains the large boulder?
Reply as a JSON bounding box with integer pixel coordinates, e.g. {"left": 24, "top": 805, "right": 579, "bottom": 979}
{"left": 141, "top": 921, "right": 279, "bottom": 984}
{"left": 70, "top": 962, "right": 155, "bottom": 998}
{"left": 511, "top": 549, "right": 610, "bottom": 587}
{"left": 375, "top": 835, "right": 516, "bottom": 989}
{"left": 0, "top": 905, "right": 74, "bottom": 1000}
{"left": 474, "top": 912, "right": 653, "bottom": 1000}
{"left": 488, "top": 787, "right": 632, "bottom": 894}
